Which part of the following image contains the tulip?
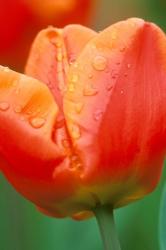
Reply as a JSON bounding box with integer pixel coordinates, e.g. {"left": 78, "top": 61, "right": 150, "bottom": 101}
{"left": 0, "top": 0, "right": 96, "bottom": 70}
{"left": 0, "top": 18, "right": 166, "bottom": 249}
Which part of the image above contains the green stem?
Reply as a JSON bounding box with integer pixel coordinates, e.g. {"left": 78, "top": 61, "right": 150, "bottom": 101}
{"left": 94, "top": 206, "right": 121, "bottom": 250}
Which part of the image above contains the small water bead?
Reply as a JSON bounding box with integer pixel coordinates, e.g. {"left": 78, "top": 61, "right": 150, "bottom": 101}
{"left": 30, "top": 117, "right": 45, "bottom": 129}
{"left": 127, "top": 63, "right": 131, "bottom": 68}
{"left": 70, "top": 124, "right": 81, "bottom": 139}
{"left": 92, "top": 55, "right": 107, "bottom": 71}
{"left": 88, "top": 73, "right": 93, "bottom": 79}
{"left": 120, "top": 90, "right": 124, "bottom": 94}
{"left": 83, "top": 84, "right": 98, "bottom": 96}
{"left": 0, "top": 102, "right": 10, "bottom": 111}
{"left": 93, "top": 109, "right": 103, "bottom": 121}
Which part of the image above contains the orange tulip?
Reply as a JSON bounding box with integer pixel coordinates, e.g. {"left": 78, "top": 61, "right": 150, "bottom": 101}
{"left": 0, "top": 0, "right": 96, "bottom": 70}
{"left": 0, "top": 18, "right": 166, "bottom": 219}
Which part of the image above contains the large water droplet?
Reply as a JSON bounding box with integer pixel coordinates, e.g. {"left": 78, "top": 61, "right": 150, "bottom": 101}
{"left": 75, "top": 102, "right": 83, "bottom": 114}
{"left": 93, "top": 109, "right": 103, "bottom": 121}
{"left": 92, "top": 55, "right": 107, "bottom": 71}
{"left": 83, "top": 84, "right": 98, "bottom": 96}
{"left": 71, "top": 124, "right": 81, "bottom": 139}
{"left": 0, "top": 102, "right": 9, "bottom": 111}
{"left": 30, "top": 117, "right": 45, "bottom": 129}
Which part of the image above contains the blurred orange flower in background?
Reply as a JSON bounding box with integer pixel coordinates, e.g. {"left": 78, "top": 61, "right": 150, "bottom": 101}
{"left": 0, "top": 0, "right": 96, "bottom": 70}
{"left": 0, "top": 18, "right": 166, "bottom": 220}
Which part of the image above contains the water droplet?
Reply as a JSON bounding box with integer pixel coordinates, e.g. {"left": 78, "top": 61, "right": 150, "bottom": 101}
{"left": 127, "top": 64, "right": 131, "bottom": 68}
{"left": 83, "top": 84, "right": 98, "bottom": 96}
{"left": 68, "top": 84, "right": 75, "bottom": 92}
{"left": 107, "top": 83, "right": 113, "bottom": 91}
{"left": 93, "top": 109, "right": 103, "bottom": 121}
{"left": 75, "top": 102, "right": 83, "bottom": 114}
{"left": 56, "top": 53, "right": 62, "bottom": 62}
{"left": 62, "top": 139, "right": 70, "bottom": 148}
{"left": 0, "top": 102, "right": 9, "bottom": 111}
{"left": 92, "top": 55, "right": 107, "bottom": 71}
{"left": 88, "top": 73, "right": 93, "bottom": 79}
{"left": 71, "top": 124, "right": 81, "bottom": 139}
{"left": 120, "top": 90, "right": 124, "bottom": 94}
{"left": 30, "top": 117, "right": 45, "bottom": 129}
{"left": 14, "top": 105, "right": 22, "bottom": 113}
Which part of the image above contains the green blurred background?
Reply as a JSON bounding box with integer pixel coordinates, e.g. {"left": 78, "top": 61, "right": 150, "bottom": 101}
{"left": 0, "top": 0, "right": 166, "bottom": 250}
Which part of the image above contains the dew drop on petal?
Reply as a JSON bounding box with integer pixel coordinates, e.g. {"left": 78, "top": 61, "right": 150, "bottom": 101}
{"left": 93, "top": 109, "right": 103, "bottom": 121}
{"left": 0, "top": 102, "right": 10, "bottom": 111}
{"left": 30, "top": 117, "right": 45, "bottom": 129}
{"left": 92, "top": 55, "right": 107, "bottom": 71}
{"left": 88, "top": 73, "right": 93, "bottom": 79}
{"left": 83, "top": 84, "right": 98, "bottom": 96}
{"left": 127, "top": 63, "right": 131, "bottom": 68}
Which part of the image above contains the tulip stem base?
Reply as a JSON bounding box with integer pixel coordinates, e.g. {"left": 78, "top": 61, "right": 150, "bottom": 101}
{"left": 94, "top": 206, "right": 121, "bottom": 250}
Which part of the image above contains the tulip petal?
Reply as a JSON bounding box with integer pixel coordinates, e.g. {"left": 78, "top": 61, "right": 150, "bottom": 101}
{"left": 0, "top": 66, "right": 83, "bottom": 216}
{"left": 64, "top": 18, "right": 166, "bottom": 207}
{"left": 25, "top": 25, "right": 96, "bottom": 109}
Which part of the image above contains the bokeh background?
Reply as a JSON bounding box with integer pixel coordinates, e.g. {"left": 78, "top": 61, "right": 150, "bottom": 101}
{"left": 0, "top": 0, "right": 166, "bottom": 249}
